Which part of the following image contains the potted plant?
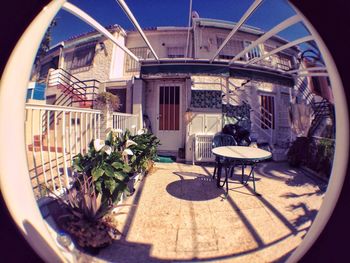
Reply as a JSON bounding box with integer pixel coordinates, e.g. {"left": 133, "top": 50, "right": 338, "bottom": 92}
{"left": 112, "top": 128, "right": 160, "bottom": 194}
{"left": 127, "top": 129, "right": 160, "bottom": 177}
{"left": 54, "top": 173, "right": 119, "bottom": 254}
{"left": 49, "top": 128, "right": 160, "bottom": 253}
{"left": 287, "top": 137, "right": 311, "bottom": 167}
{"left": 94, "top": 91, "right": 121, "bottom": 112}
{"left": 51, "top": 129, "right": 136, "bottom": 253}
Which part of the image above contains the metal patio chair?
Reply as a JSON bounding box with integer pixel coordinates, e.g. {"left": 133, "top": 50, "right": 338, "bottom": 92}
{"left": 212, "top": 133, "right": 237, "bottom": 187}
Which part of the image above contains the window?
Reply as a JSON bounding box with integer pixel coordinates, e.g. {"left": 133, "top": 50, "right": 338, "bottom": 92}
{"left": 70, "top": 42, "right": 96, "bottom": 69}
{"left": 190, "top": 90, "right": 222, "bottom": 109}
{"left": 264, "top": 45, "right": 292, "bottom": 70}
{"left": 217, "top": 37, "right": 244, "bottom": 60}
{"left": 159, "top": 86, "right": 180, "bottom": 131}
{"left": 46, "top": 95, "right": 57, "bottom": 105}
{"left": 125, "top": 47, "right": 153, "bottom": 72}
{"left": 167, "top": 47, "right": 185, "bottom": 58}
{"left": 244, "top": 41, "right": 261, "bottom": 61}
{"left": 260, "top": 95, "right": 275, "bottom": 129}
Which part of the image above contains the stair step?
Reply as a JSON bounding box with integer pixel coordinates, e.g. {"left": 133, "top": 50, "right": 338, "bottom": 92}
{"left": 28, "top": 145, "right": 64, "bottom": 153}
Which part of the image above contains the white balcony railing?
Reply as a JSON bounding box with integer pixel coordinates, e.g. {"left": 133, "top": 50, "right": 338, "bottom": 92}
{"left": 25, "top": 103, "right": 139, "bottom": 199}
{"left": 112, "top": 112, "right": 139, "bottom": 133}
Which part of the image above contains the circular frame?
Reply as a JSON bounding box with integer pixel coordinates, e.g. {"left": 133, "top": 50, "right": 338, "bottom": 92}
{"left": 0, "top": 1, "right": 348, "bottom": 262}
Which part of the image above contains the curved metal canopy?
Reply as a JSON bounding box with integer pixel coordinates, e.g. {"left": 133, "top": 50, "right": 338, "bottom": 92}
{"left": 62, "top": 0, "right": 323, "bottom": 81}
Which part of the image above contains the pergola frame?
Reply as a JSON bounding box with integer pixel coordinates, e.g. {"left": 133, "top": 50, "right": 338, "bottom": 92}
{"left": 288, "top": 66, "right": 327, "bottom": 74}
{"left": 296, "top": 72, "right": 329, "bottom": 77}
{"left": 116, "top": 0, "right": 160, "bottom": 61}
{"left": 209, "top": 0, "right": 263, "bottom": 63}
{"left": 62, "top": 2, "right": 140, "bottom": 62}
{"left": 246, "top": 35, "right": 314, "bottom": 66}
{"left": 62, "top": 1, "right": 318, "bottom": 77}
{"left": 229, "top": 15, "right": 302, "bottom": 64}
{"left": 1, "top": 2, "right": 347, "bottom": 263}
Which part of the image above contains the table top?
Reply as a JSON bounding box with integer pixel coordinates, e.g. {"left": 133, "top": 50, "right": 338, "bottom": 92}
{"left": 212, "top": 146, "right": 272, "bottom": 161}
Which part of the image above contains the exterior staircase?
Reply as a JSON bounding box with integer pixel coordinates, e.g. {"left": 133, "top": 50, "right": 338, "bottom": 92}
{"left": 308, "top": 98, "right": 334, "bottom": 137}
{"left": 294, "top": 76, "right": 334, "bottom": 137}
{"left": 43, "top": 68, "right": 101, "bottom": 131}
{"left": 233, "top": 89, "right": 275, "bottom": 145}
{"left": 47, "top": 68, "right": 100, "bottom": 109}
{"left": 28, "top": 69, "right": 101, "bottom": 152}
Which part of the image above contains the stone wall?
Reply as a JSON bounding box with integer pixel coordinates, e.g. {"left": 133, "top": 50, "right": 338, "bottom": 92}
{"left": 63, "top": 37, "right": 114, "bottom": 82}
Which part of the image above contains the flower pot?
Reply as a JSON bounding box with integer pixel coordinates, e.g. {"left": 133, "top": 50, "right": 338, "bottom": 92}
{"left": 58, "top": 215, "right": 113, "bottom": 253}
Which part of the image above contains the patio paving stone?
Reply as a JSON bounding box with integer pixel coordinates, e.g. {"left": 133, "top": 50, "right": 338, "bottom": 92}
{"left": 92, "top": 161, "right": 326, "bottom": 263}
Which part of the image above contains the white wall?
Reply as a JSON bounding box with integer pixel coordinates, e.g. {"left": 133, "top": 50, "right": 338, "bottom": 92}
{"left": 109, "top": 31, "right": 126, "bottom": 80}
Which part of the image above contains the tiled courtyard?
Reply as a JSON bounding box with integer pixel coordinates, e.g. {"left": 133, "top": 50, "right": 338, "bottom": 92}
{"left": 88, "top": 161, "right": 327, "bottom": 263}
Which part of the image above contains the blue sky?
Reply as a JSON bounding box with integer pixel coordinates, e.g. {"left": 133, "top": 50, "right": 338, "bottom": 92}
{"left": 51, "top": 0, "right": 310, "bottom": 46}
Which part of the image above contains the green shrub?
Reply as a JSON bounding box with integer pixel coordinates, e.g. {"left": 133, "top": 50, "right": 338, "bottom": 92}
{"left": 287, "top": 137, "right": 311, "bottom": 167}
{"left": 287, "top": 136, "right": 335, "bottom": 178}
{"left": 72, "top": 128, "right": 160, "bottom": 207}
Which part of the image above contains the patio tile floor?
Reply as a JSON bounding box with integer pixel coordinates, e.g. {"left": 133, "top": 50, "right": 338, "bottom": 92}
{"left": 88, "top": 161, "right": 327, "bottom": 263}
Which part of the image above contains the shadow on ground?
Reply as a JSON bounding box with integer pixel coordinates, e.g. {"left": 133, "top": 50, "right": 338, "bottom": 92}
{"left": 166, "top": 172, "right": 225, "bottom": 201}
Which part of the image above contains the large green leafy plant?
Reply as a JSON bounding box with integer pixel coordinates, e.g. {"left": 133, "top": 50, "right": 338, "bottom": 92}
{"left": 72, "top": 129, "right": 135, "bottom": 207}
{"left": 72, "top": 128, "right": 160, "bottom": 206}
{"left": 128, "top": 130, "right": 160, "bottom": 173}
{"left": 53, "top": 128, "right": 160, "bottom": 250}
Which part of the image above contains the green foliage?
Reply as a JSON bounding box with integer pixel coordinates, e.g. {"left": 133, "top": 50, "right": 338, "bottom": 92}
{"left": 35, "top": 19, "right": 57, "bottom": 65}
{"left": 315, "top": 138, "right": 335, "bottom": 177}
{"left": 287, "top": 137, "right": 311, "bottom": 167}
{"left": 63, "top": 173, "right": 106, "bottom": 222}
{"left": 72, "top": 128, "right": 160, "bottom": 211}
{"left": 287, "top": 136, "right": 335, "bottom": 178}
{"left": 128, "top": 132, "right": 161, "bottom": 173}
{"left": 50, "top": 128, "right": 160, "bottom": 250}
{"left": 73, "top": 140, "right": 130, "bottom": 207}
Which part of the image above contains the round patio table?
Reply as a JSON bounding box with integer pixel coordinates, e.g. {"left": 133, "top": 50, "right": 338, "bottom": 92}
{"left": 212, "top": 146, "right": 272, "bottom": 196}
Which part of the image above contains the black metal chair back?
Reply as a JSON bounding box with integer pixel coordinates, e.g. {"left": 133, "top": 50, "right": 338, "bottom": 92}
{"left": 212, "top": 133, "right": 237, "bottom": 148}
{"left": 211, "top": 133, "right": 237, "bottom": 183}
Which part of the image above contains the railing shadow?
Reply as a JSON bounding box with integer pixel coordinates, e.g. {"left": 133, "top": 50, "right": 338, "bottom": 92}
{"left": 256, "top": 162, "right": 328, "bottom": 191}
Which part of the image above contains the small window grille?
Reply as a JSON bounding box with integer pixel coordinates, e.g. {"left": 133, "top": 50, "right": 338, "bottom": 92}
{"left": 167, "top": 47, "right": 185, "bottom": 58}
{"left": 217, "top": 37, "right": 244, "bottom": 59}
{"left": 70, "top": 42, "right": 96, "bottom": 69}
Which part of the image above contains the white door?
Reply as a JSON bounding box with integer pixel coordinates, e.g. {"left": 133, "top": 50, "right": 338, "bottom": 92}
{"left": 156, "top": 85, "right": 183, "bottom": 151}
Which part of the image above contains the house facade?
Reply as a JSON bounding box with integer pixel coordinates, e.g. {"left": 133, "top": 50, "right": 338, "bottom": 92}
{"left": 32, "top": 16, "right": 332, "bottom": 163}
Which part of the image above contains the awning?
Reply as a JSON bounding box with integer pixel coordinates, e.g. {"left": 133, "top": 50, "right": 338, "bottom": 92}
{"left": 191, "top": 75, "right": 224, "bottom": 90}
{"left": 140, "top": 61, "right": 295, "bottom": 87}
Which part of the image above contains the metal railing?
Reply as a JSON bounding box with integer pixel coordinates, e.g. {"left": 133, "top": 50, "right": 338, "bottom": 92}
{"left": 26, "top": 104, "right": 140, "bottom": 199}
{"left": 112, "top": 112, "right": 139, "bottom": 133}
{"left": 44, "top": 69, "right": 101, "bottom": 131}
{"left": 48, "top": 68, "right": 100, "bottom": 108}
{"left": 26, "top": 104, "right": 102, "bottom": 198}
{"left": 237, "top": 92, "right": 274, "bottom": 144}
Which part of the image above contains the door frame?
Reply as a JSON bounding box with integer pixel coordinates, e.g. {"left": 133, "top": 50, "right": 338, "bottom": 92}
{"left": 155, "top": 82, "right": 184, "bottom": 150}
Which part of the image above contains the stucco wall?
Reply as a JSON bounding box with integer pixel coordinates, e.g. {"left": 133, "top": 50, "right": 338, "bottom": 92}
{"left": 194, "top": 25, "right": 298, "bottom": 64}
